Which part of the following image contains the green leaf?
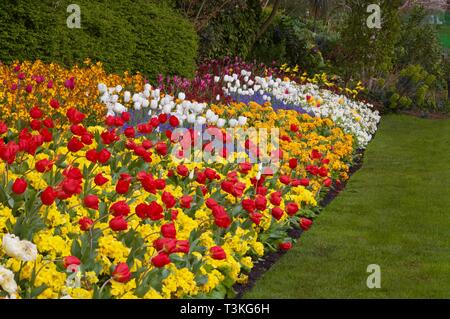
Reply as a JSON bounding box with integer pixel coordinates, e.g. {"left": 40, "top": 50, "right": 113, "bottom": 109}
{"left": 30, "top": 284, "right": 48, "bottom": 298}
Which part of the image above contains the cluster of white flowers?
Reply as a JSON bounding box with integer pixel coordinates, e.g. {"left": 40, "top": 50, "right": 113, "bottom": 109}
{"left": 0, "top": 234, "right": 37, "bottom": 297}
{"left": 98, "top": 83, "right": 247, "bottom": 128}
{"left": 2, "top": 233, "right": 38, "bottom": 262}
{"left": 221, "top": 71, "right": 380, "bottom": 148}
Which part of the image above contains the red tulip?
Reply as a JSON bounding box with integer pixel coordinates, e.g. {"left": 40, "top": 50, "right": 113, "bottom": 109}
{"left": 286, "top": 203, "right": 299, "bottom": 216}
{"left": 210, "top": 246, "right": 226, "bottom": 260}
{"left": 97, "top": 149, "right": 111, "bottom": 164}
{"left": 300, "top": 217, "right": 313, "bottom": 231}
{"left": 289, "top": 158, "right": 298, "bottom": 169}
{"left": 161, "top": 223, "right": 176, "bottom": 239}
{"left": 110, "top": 200, "right": 130, "bottom": 217}
{"left": 180, "top": 195, "right": 192, "bottom": 209}
{"left": 148, "top": 201, "right": 164, "bottom": 220}
{"left": 271, "top": 207, "right": 284, "bottom": 220}
{"left": 85, "top": 149, "right": 98, "bottom": 163}
{"left": 41, "top": 186, "right": 56, "bottom": 205}
{"left": 161, "top": 191, "right": 176, "bottom": 208}
{"left": 116, "top": 179, "right": 130, "bottom": 194}
{"left": 124, "top": 127, "right": 135, "bottom": 138}
{"left": 169, "top": 115, "right": 180, "bottom": 127}
{"left": 39, "top": 128, "right": 52, "bottom": 142}
{"left": 158, "top": 114, "right": 167, "bottom": 123}
{"left": 109, "top": 216, "right": 128, "bottom": 231}
{"left": 121, "top": 112, "right": 130, "bottom": 122}
{"left": 318, "top": 167, "right": 328, "bottom": 177}
{"left": 279, "top": 242, "right": 292, "bottom": 251}
{"left": 63, "top": 256, "right": 81, "bottom": 269}
{"left": 311, "top": 149, "right": 322, "bottom": 160}
{"left": 112, "top": 262, "right": 131, "bottom": 283}
{"left": 66, "top": 107, "right": 85, "bottom": 124}
{"left": 279, "top": 175, "right": 290, "bottom": 185}
{"left": 29, "top": 106, "right": 43, "bottom": 119}
{"left": 0, "top": 121, "right": 7, "bottom": 135}
{"left": 151, "top": 252, "right": 171, "bottom": 268}
{"left": 242, "top": 199, "right": 256, "bottom": 213}
{"left": 205, "top": 198, "right": 218, "bottom": 209}
{"left": 153, "top": 238, "right": 176, "bottom": 253}
{"left": 212, "top": 206, "right": 231, "bottom": 228}
{"left": 155, "top": 142, "right": 168, "bottom": 156}
{"left": 94, "top": 173, "right": 109, "bottom": 186}
{"left": 176, "top": 164, "right": 189, "bottom": 177}
{"left": 30, "top": 119, "right": 41, "bottom": 131}
{"left": 300, "top": 178, "right": 310, "bottom": 186}
{"left": 173, "top": 240, "right": 190, "bottom": 254}
{"left": 49, "top": 99, "right": 60, "bottom": 109}
{"left": 83, "top": 194, "right": 99, "bottom": 210}
{"left": 43, "top": 118, "right": 54, "bottom": 128}
{"left": 290, "top": 124, "right": 299, "bottom": 132}
{"left": 12, "top": 178, "right": 27, "bottom": 194}
{"left": 238, "top": 162, "right": 252, "bottom": 174}
{"left": 269, "top": 192, "right": 282, "bottom": 206}
{"left": 255, "top": 195, "right": 267, "bottom": 211}
{"left": 250, "top": 212, "right": 263, "bottom": 225}
{"left": 67, "top": 137, "right": 84, "bottom": 153}
{"left": 79, "top": 217, "right": 93, "bottom": 231}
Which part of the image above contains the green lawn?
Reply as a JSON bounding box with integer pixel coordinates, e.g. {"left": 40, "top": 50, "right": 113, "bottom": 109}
{"left": 245, "top": 114, "right": 450, "bottom": 298}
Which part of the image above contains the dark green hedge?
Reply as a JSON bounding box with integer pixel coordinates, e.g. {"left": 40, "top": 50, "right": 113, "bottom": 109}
{"left": 0, "top": 0, "right": 198, "bottom": 78}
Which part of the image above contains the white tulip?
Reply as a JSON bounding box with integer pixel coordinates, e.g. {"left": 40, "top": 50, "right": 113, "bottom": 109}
{"left": 162, "top": 104, "right": 172, "bottom": 114}
{"left": 123, "top": 91, "right": 131, "bottom": 103}
{"left": 228, "top": 119, "right": 238, "bottom": 127}
{"left": 98, "top": 83, "right": 107, "bottom": 94}
{"left": 196, "top": 116, "right": 206, "bottom": 125}
{"left": 150, "top": 100, "right": 158, "bottom": 109}
{"left": 100, "top": 93, "right": 110, "bottom": 104}
{"left": 238, "top": 116, "right": 247, "bottom": 126}
{"left": 187, "top": 114, "right": 196, "bottom": 124}
{"left": 2, "top": 234, "right": 37, "bottom": 262}
{"left": 0, "top": 265, "right": 18, "bottom": 295}
{"left": 217, "top": 118, "right": 226, "bottom": 128}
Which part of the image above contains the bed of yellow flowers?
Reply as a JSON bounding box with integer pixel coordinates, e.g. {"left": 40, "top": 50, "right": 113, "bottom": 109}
{"left": 0, "top": 61, "right": 356, "bottom": 299}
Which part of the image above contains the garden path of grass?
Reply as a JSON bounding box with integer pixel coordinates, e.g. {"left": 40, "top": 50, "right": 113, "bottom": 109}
{"left": 245, "top": 114, "right": 450, "bottom": 298}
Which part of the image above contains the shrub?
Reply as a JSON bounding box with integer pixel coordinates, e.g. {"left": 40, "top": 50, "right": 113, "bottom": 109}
{"left": 395, "top": 7, "right": 444, "bottom": 79}
{"left": 197, "top": 0, "right": 262, "bottom": 60}
{"left": 387, "top": 65, "right": 438, "bottom": 110}
{"left": 0, "top": 0, "right": 198, "bottom": 79}
{"left": 251, "top": 14, "right": 325, "bottom": 72}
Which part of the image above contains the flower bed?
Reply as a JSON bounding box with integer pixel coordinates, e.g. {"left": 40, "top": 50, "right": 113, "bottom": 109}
{"left": 0, "top": 60, "right": 378, "bottom": 299}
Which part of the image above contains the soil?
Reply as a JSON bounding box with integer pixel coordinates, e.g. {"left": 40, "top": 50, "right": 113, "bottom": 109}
{"left": 232, "top": 149, "right": 366, "bottom": 299}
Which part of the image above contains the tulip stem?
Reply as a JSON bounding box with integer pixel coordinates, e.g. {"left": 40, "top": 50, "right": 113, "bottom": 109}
{"left": 98, "top": 278, "right": 112, "bottom": 296}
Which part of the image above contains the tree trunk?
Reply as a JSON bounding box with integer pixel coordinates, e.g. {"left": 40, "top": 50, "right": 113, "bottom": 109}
{"left": 448, "top": 77, "right": 450, "bottom": 100}
{"left": 254, "top": 0, "right": 282, "bottom": 42}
